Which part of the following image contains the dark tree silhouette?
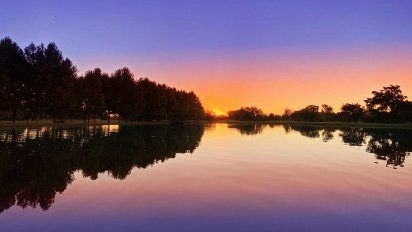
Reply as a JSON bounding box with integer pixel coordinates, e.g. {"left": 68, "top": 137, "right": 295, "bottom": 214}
{"left": 0, "top": 37, "right": 208, "bottom": 122}
{"left": 228, "top": 106, "right": 265, "bottom": 121}
{"left": 364, "top": 85, "right": 410, "bottom": 122}
{"left": 321, "top": 104, "right": 334, "bottom": 121}
{"left": 365, "top": 85, "right": 407, "bottom": 113}
{"left": 2, "top": 37, "right": 412, "bottom": 123}
{"left": 43, "top": 43, "right": 78, "bottom": 122}
{"left": 79, "top": 68, "right": 106, "bottom": 123}
{"left": 0, "top": 37, "right": 28, "bottom": 122}
{"left": 290, "top": 105, "right": 320, "bottom": 121}
{"left": 24, "top": 43, "right": 47, "bottom": 122}
{"left": 339, "top": 103, "right": 364, "bottom": 122}
{"left": 228, "top": 124, "right": 266, "bottom": 135}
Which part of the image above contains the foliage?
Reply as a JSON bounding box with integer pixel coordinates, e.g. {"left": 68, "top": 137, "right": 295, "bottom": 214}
{"left": 0, "top": 37, "right": 207, "bottom": 122}
{"left": 290, "top": 105, "right": 320, "bottom": 121}
{"left": 339, "top": 103, "right": 364, "bottom": 122}
{"left": 228, "top": 106, "right": 265, "bottom": 120}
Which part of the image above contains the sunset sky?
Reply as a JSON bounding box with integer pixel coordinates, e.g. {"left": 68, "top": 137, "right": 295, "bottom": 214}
{"left": 1, "top": 0, "right": 412, "bottom": 114}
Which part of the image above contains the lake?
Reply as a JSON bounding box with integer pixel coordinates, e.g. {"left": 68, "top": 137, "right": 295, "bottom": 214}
{"left": 0, "top": 123, "right": 411, "bottom": 231}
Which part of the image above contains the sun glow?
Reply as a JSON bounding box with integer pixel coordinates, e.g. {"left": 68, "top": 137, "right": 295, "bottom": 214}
{"left": 212, "top": 109, "right": 227, "bottom": 116}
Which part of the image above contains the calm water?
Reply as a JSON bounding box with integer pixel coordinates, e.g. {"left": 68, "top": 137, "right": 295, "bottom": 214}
{"left": 0, "top": 123, "right": 411, "bottom": 232}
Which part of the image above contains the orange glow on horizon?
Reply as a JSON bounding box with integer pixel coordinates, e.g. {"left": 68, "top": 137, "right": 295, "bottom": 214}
{"left": 212, "top": 109, "right": 227, "bottom": 116}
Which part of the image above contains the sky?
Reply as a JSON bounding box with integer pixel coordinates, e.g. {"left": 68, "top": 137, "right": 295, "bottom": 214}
{"left": 1, "top": 0, "right": 412, "bottom": 115}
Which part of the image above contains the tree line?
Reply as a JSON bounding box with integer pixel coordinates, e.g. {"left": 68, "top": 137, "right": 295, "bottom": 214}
{"left": 228, "top": 85, "right": 412, "bottom": 123}
{"left": 0, "top": 37, "right": 207, "bottom": 123}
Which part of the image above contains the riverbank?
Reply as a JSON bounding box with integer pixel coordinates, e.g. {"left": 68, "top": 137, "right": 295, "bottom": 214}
{"left": 1, "top": 119, "right": 411, "bottom": 129}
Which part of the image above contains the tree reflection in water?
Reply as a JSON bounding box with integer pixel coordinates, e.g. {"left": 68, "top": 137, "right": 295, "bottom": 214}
{"left": 228, "top": 124, "right": 266, "bottom": 136}
{"left": 232, "top": 124, "right": 411, "bottom": 168}
{"left": 0, "top": 124, "right": 205, "bottom": 214}
{"left": 286, "top": 126, "right": 411, "bottom": 169}
{"left": 1, "top": 124, "right": 411, "bottom": 214}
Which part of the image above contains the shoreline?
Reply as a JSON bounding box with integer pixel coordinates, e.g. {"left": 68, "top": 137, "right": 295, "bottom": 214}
{"left": 0, "top": 120, "right": 170, "bottom": 128}
{"left": 217, "top": 119, "right": 412, "bottom": 129}
{"left": 0, "top": 119, "right": 411, "bottom": 129}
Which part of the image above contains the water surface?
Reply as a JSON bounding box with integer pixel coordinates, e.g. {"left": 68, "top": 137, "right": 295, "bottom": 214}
{"left": 0, "top": 124, "right": 411, "bottom": 231}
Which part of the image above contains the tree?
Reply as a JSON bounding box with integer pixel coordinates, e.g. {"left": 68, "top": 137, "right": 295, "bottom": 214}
{"left": 0, "top": 37, "right": 28, "bottom": 122}
{"left": 282, "top": 108, "right": 293, "bottom": 120}
{"left": 0, "top": 37, "right": 209, "bottom": 123}
{"left": 44, "top": 43, "right": 78, "bottom": 122}
{"left": 183, "top": 91, "right": 205, "bottom": 120}
{"left": 339, "top": 103, "right": 364, "bottom": 122}
{"left": 228, "top": 106, "right": 265, "bottom": 121}
{"left": 321, "top": 104, "right": 334, "bottom": 121}
{"left": 139, "top": 78, "right": 166, "bottom": 120}
{"left": 365, "top": 85, "right": 407, "bottom": 113}
{"left": 107, "top": 67, "right": 142, "bottom": 121}
{"left": 291, "top": 105, "right": 320, "bottom": 121}
{"left": 364, "top": 85, "right": 408, "bottom": 122}
{"left": 79, "top": 68, "right": 106, "bottom": 123}
{"left": 321, "top": 104, "right": 333, "bottom": 114}
{"left": 24, "top": 43, "right": 47, "bottom": 121}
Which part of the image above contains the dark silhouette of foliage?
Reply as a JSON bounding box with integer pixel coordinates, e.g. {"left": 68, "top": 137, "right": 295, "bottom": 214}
{"left": 2, "top": 37, "right": 411, "bottom": 124}
{"left": 365, "top": 85, "right": 407, "bottom": 113}
{"left": 339, "top": 128, "right": 366, "bottom": 146}
{"left": 43, "top": 43, "right": 78, "bottom": 122}
{"left": 364, "top": 129, "right": 412, "bottom": 168}
{"left": 364, "top": 85, "right": 409, "bottom": 122}
{"left": 0, "top": 37, "right": 28, "bottom": 122}
{"left": 228, "top": 106, "right": 265, "bottom": 121}
{"left": 339, "top": 103, "right": 364, "bottom": 122}
{"left": 227, "top": 85, "right": 410, "bottom": 123}
{"left": 228, "top": 124, "right": 266, "bottom": 135}
{"left": 79, "top": 68, "right": 106, "bottom": 123}
{"left": 23, "top": 43, "right": 47, "bottom": 121}
{"left": 287, "top": 125, "right": 411, "bottom": 168}
{"left": 290, "top": 105, "right": 320, "bottom": 122}
{"left": 290, "top": 125, "right": 322, "bottom": 138}
{"left": 321, "top": 104, "right": 335, "bottom": 121}
{"left": 0, "top": 124, "right": 205, "bottom": 213}
{"left": 0, "top": 37, "right": 207, "bottom": 122}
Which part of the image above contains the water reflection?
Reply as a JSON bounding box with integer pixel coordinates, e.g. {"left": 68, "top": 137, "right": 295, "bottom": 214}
{"left": 284, "top": 126, "right": 412, "bottom": 168}
{"left": 1, "top": 123, "right": 411, "bottom": 216}
{"left": 0, "top": 124, "right": 205, "bottom": 213}
{"left": 228, "top": 124, "right": 266, "bottom": 135}
{"left": 226, "top": 124, "right": 411, "bottom": 168}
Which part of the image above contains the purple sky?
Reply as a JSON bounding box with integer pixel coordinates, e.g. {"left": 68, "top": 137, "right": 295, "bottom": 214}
{"left": 2, "top": 0, "right": 411, "bottom": 64}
